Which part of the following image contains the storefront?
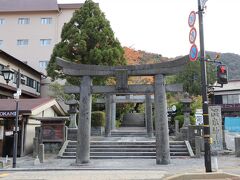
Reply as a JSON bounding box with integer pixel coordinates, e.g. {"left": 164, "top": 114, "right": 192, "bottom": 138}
{"left": 0, "top": 98, "right": 66, "bottom": 157}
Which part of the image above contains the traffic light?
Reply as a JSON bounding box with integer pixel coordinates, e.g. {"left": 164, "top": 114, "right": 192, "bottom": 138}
{"left": 217, "top": 64, "right": 228, "bottom": 84}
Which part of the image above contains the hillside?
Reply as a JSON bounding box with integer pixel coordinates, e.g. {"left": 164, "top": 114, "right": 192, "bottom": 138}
{"left": 206, "top": 51, "right": 240, "bottom": 80}
{"left": 124, "top": 47, "right": 240, "bottom": 80}
{"left": 123, "top": 47, "right": 170, "bottom": 65}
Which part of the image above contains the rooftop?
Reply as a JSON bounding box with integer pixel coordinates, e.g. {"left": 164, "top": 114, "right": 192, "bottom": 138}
{"left": 0, "top": 0, "right": 82, "bottom": 12}
{"left": 0, "top": 98, "right": 65, "bottom": 116}
{"left": 0, "top": 50, "right": 42, "bottom": 76}
{"left": 0, "top": 98, "right": 53, "bottom": 112}
{"left": 0, "top": 0, "right": 58, "bottom": 12}
{"left": 214, "top": 80, "right": 240, "bottom": 92}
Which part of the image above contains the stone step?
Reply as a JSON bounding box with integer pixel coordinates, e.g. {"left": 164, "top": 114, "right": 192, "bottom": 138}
{"left": 110, "top": 134, "right": 147, "bottom": 137}
{"left": 60, "top": 155, "right": 190, "bottom": 159}
{"left": 62, "top": 151, "right": 189, "bottom": 157}
{"left": 67, "top": 145, "right": 186, "bottom": 150}
{"left": 60, "top": 140, "right": 191, "bottom": 159}
{"left": 111, "top": 131, "right": 147, "bottom": 134}
{"left": 65, "top": 147, "right": 188, "bottom": 152}
{"left": 68, "top": 141, "right": 185, "bottom": 146}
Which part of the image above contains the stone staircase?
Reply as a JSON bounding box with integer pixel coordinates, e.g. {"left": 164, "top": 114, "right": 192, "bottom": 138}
{"left": 59, "top": 127, "right": 193, "bottom": 159}
{"left": 110, "top": 128, "right": 148, "bottom": 137}
{"left": 59, "top": 140, "right": 191, "bottom": 159}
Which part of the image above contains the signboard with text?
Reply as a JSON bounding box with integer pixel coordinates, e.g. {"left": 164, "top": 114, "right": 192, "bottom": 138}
{"left": 42, "top": 124, "right": 64, "bottom": 142}
{"left": 0, "top": 111, "right": 16, "bottom": 117}
{"left": 209, "top": 105, "right": 223, "bottom": 151}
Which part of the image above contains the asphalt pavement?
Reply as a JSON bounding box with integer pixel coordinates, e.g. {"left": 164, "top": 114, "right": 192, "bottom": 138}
{"left": 0, "top": 131, "right": 239, "bottom": 180}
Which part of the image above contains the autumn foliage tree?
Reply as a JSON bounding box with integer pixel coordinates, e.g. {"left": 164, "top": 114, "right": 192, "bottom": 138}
{"left": 47, "top": 0, "right": 126, "bottom": 85}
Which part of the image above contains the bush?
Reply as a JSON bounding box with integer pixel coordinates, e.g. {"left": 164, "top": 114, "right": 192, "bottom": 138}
{"left": 91, "top": 111, "right": 105, "bottom": 127}
{"left": 174, "top": 115, "right": 184, "bottom": 128}
{"left": 115, "top": 119, "right": 121, "bottom": 128}
{"left": 174, "top": 115, "right": 196, "bottom": 128}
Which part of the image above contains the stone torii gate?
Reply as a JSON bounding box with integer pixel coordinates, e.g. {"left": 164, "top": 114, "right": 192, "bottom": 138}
{"left": 96, "top": 94, "right": 180, "bottom": 138}
{"left": 57, "top": 56, "right": 188, "bottom": 165}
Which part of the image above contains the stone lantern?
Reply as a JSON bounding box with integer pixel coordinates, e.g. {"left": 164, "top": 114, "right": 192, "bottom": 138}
{"left": 179, "top": 92, "right": 192, "bottom": 140}
{"left": 181, "top": 92, "right": 192, "bottom": 127}
{"left": 65, "top": 94, "right": 78, "bottom": 128}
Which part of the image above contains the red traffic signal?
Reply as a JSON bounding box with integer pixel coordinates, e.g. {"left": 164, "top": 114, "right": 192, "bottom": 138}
{"left": 217, "top": 64, "right": 228, "bottom": 84}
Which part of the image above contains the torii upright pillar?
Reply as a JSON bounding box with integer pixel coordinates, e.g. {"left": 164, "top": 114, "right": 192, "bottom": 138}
{"left": 145, "top": 94, "right": 153, "bottom": 137}
{"left": 76, "top": 76, "right": 92, "bottom": 164}
{"left": 105, "top": 94, "right": 112, "bottom": 137}
{"left": 154, "top": 74, "right": 170, "bottom": 164}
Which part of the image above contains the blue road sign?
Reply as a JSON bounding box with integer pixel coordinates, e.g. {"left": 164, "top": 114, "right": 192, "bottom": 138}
{"left": 188, "top": 11, "right": 196, "bottom": 27}
{"left": 189, "top": 44, "right": 198, "bottom": 61}
{"left": 189, "top": 27, "right": 197, "bottom": 44}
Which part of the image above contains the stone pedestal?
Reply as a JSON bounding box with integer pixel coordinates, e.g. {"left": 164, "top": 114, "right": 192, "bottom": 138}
{"left": 175, "top": 120, "right": 179, "bottom": 136}
{"left": 39, "top": 144, "right": 44, "bottom": 163}
{"left": 195, "top": 136, "right": 202, "bottom": 158}
{"left": 235, "top": 136, "right": 240, "bottom": 157}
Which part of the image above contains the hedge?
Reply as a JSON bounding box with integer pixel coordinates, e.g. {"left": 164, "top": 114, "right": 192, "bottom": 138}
{"left": 91, "top": 111, "right": 105, "bottom": 127}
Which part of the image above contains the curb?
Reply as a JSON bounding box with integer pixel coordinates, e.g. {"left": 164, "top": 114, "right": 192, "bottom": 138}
{"left": 0, "top": 167, "right": 167, "bottom": 172}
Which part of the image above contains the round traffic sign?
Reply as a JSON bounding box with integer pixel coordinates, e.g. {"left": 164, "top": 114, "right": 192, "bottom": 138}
{"left": 189, "top": 27, "right": 197, "bottom": 44}
{"left": 188, "top": 11, "right": 196, "bottom": 27}
{"left": 189, "top": 44, "right": 198, "bottom": 61}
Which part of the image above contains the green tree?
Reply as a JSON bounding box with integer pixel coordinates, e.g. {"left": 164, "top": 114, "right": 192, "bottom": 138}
{"left": 47, "top": 0, "right": 126, "bottom": 84}
{"left": 175, "top": 60, "right": 216, "bottom": 96}
{"left": 48, "top": 82, "right": 72, "bottom": 101}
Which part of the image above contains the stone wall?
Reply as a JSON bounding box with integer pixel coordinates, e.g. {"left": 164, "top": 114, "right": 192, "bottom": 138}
{"left": 44, "top": 143, "right": 62, "bottom": 153}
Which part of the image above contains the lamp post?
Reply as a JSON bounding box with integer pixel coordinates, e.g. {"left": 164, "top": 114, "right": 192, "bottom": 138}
{"left": 2, "top": 66, "right": 21, "bottom": 168}
{"left": 197, "top": 0, "right": 212, "bottom": 172}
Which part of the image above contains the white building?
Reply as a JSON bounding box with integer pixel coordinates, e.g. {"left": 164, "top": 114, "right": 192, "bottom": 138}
{"left": 0, "top": 0, "right": 82, "bottom": 74}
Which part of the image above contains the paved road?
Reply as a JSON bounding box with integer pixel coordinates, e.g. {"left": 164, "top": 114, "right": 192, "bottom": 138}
{"left": 1, "top": 131, "right": 239, "bottom": 179}
{"left": 1, "top": 170, "right": 167, "bottom": 180}
{"left": 1, "top": 155, "right": 240, "bottom": 180}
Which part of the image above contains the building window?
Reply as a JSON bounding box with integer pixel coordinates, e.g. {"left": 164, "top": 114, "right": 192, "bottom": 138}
{"left": 18, "top": 18, "right": 30, "bottom": 24}
{"left": 0, "top": 18, "right": 5, "bottom": 25}
{"left": 17, "top": 39, "right": 28, "bottom": 46}
{"left": 0, "top": 40, "right": 3, "bottom": 48}
{"left": 41, "top": 18, "right": 52, "bottom": 24}
{"left": 39, "top": 60, "right": 49, "bottom": 69}
{"left": 222, "top": 94, "right": 240, "bottom": 104}
{"left": 36, "top": 81, "right": 40, "bottom": 93}
{"left": 40, "top": 39, "right": 51, "bottom": 46}
{"left": 26, "top": 77, "right": 34, "bottom": 88}
{"left": 222, "top": 95, "right": 228, "bottom": 104}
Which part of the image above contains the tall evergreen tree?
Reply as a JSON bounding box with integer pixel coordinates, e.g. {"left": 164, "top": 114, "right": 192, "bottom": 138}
{"left": 175, "top": 60, "right": 216, "bottom": 96}
{"left": 47, "top": 0, "right": 126, "bottom": 84}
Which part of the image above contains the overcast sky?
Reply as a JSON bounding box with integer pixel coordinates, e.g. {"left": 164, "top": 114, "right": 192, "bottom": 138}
{"left": 58, "top": 0, "right": 240, "bottom": 58}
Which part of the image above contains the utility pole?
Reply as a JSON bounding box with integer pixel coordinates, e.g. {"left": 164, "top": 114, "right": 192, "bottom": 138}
{"left": 12, "top": 69, "right": 21, "bottom": 168}
{"left": 198, "top": 0, "right": 212, "bottom": 172}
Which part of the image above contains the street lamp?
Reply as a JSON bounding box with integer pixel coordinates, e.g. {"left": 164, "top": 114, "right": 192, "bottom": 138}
{"left": 1, "top": 65, "right": 14, "bottom": 84}
{"left": 2, "top": 66, "right": 21, "bottom": 168}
